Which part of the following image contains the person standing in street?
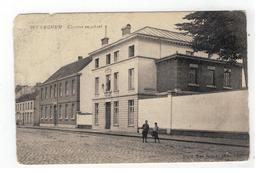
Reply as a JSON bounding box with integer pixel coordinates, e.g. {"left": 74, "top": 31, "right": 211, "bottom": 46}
{"left": 138, "top": 120, "right": 149, "bottom": 143}
{"left": 152, "top": 122, "right": 160, "bottom": 143}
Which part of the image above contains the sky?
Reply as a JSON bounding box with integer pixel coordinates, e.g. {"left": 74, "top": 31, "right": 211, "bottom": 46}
{"left": 14, "top": 12, "right": 190, "bottom": 86}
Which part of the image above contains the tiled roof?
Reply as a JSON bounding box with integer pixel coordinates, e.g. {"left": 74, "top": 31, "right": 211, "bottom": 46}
{"left": 16, "top": 92, "right": 38, "bottom": 102}
{"left": 44, "top": 56, "right": 92, "bottom": 83}
{"left": 135, "top": 26, "right": 193, "bottom": 43}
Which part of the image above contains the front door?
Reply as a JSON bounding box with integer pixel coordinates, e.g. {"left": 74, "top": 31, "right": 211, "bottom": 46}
{"left": 54, "top": 105, "right": 57, "bottom": 126}
{"left": 105, "top": 102, "right": 111, "bottom": 129}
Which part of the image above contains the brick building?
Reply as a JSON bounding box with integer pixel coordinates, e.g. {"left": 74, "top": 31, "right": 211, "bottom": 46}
{"left": 156, "top": 53, "right": 242, "bottom": 93}
{"left": 39, "top": 56, "right": 92, "bottom": 127}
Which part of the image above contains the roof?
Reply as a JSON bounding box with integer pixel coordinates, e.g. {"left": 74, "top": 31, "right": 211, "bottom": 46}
{"left": 136, "top": 26, "right": 192, "bottom": 43}
{"left": 89, "top": 26, "right": 193, "bottom": 55}
{"left": 156, "top": 53, "right": 243, "bottom": 67}
{"left": 16, "top": 92, "right": 38, "bottom": 103}
{"left": 44, "top": 56, "right": 92, "bottom": 83}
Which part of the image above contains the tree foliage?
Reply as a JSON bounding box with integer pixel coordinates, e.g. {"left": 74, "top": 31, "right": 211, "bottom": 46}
{"left": 176, "top": 11, "right": 247, "bottom": 86}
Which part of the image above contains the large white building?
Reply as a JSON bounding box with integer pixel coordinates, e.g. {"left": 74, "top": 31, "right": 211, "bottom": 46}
{"left": 86, "top": 25, "right": 213, "bottom": 132}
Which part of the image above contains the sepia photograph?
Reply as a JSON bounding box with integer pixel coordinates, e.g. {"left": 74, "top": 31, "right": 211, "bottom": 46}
{"left": 14, "top": 11, "right": 250, "bottom": 164}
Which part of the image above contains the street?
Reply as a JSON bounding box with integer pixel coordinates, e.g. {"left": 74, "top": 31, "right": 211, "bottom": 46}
{"left": 16, "top": 128, "right": 249, "bottom": 164}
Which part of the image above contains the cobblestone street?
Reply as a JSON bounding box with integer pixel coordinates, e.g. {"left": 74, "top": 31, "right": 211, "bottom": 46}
{"left": 16, "top": 128, "right": 249, "bottom": 164}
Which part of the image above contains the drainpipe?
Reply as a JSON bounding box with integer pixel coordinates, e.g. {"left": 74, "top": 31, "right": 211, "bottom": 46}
{"left": 167, "top": 90, "right": 172, "bottom": 134}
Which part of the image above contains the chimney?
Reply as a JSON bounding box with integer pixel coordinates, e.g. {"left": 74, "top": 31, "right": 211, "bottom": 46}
{"left": 101, "top": 37, "right": 109, "bottom": 46}
{"left": 121, "top": 24, "right": 131, "bottom": 36}
{"left": 101, "top": 25, "right": 109, "bottom": 46}
{"left": 78, "top": 56, "right": 83, "bottom": 61}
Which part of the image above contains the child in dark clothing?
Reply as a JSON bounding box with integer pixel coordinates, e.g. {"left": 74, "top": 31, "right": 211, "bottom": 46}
{"left": 138, "top": 120, "right": 149, "bottom": 143}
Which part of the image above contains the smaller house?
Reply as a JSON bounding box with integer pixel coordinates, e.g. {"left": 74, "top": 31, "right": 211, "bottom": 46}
{"left": 156, "top": 53, "right": 242, "bottom": 94}
{"left": 16, "top": 91, "right": 38, "bottom": 126}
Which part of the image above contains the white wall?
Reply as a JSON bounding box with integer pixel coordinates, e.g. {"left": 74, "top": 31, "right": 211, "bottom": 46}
{"left": 139, "top": 97, "right": 170, "bottom": 129}
{"left": 77, "top": 114, "right": 92, "bottom": 126}
{"left": 138, "top": 90, "right": 249, "bottom": 133}
{"left": 79, "top": 62, "right": 94, "bottom": 114}
{"left": 138, "top": 58, "right": 157, "bottom": 94}
{"left": 138, "top": 38, "right": 211, "bottom": 59}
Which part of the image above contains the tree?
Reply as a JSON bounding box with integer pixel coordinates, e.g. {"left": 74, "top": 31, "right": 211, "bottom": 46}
{"left": 175, "top": 11, "right": 248, "bottom": 88}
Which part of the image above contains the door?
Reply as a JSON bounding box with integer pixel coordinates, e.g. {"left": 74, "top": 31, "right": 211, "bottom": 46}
{"left": 105, "top": 102, "right": 111, "bottom": 129}
{"left": 54, "top": 105, "right": 57, "bottom": 126}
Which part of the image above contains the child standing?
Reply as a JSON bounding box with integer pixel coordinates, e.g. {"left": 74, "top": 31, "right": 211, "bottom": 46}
{"left": 152, "top": 122, "right": 160, "bottom": 143}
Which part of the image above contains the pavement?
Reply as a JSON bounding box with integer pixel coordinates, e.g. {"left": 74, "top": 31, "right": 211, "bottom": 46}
{"left": 16, "top": 128, "right": 249, "bottom": 164}
{"left": 19, "top": 125, "right": 249, "bottom": 148}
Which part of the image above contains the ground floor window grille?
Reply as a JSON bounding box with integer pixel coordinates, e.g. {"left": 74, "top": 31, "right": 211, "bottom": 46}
{"left": 71, "top": 103, "right": 75, "bottom": 119}
{"left": 58, "top": 105, "right": 62, "bottom": 119}
{"left": 224, "top": 68, "right": 231, "bottom": 87}
{"left": 113, "top": 101, "right": 119, "bottom": 125}
{"left": 94, "top": 103, "right": 99, "bottom": 125}
{"left": 128, "top": 100, "right": 134, "bottom": 126}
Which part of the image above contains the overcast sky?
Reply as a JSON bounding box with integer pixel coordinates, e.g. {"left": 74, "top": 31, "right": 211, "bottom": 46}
{"left": 14, "top": 12, "right": 191, "bottom": 86}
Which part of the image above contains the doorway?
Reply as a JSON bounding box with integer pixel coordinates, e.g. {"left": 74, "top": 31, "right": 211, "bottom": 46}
{"left": 54, "top": 105, "right": 57, "bottom": 126}
{"left": 105, "top": 102, "right": 111, "bottom": 129}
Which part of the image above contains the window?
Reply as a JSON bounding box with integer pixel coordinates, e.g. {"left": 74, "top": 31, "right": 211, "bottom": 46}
{"left": 50, "top": 106, "right": 52, "bottom": 119}
{"left": 41, "top": 88, "right": 44, "bottom": 99}
{"left": 106, "top": 54, "right": 111, "bottom": 65}
{"left": 71, "top": 79, "right": 75, "bottom": 95}
{"left": 128, "top": 100, "right": 134, "bottom": 126}
{"left": 188, "top": 64, "right": 198, "bottom": 85}
{"left": 128, "top": 68, "right": 134, "bottom": 90}
{"left": 95, "top": 77, "right": 99, "bottom": 95}
{"left": 95, "top": 58, "right": 99, "bottom": 68}
{"left": 58, "top": 105, "right": 62, "bottom": 119}
{"left": 50, "top": 85, "right": 52, "bottom": 98}
{"left": 113, "top": 101, "right": 119, "bottom": 126}
{"left": 41, "top": 106, "right": 43, "bottom": 119}
{"left": 186, "top": 51, "right": 194, "bottom": 56}
{"left": 94, "top": 103, "right": 99, "bottom": 125}
{"left": 54, "top": 84, "right": 57, "bottom": 98}
{"left": 65, "top": 81, "right": 69, "bottom": 96}
{"left": 30, "top": 102, "right": 33, "bottom": 109}
{"left": 45, "top": 106, "right": 48, "bottom": 119}
{"left": 128, "top": 45, "right": 135, "bottom": 57}
{"left": 224, "top": 68, "right": 231, "bottom": 87}
{"left": 114, "top": 72, "right": 119, "bottom": 91}
{"left": 45, "top": 87, "right": 48, "bottom": 99}
{"left": 65, "top": 104, "right": 68, "bottom": 119}
{"left": 59, "top": 83, "right": 62, "bottom": 97}
{"left": 71, "top": 103, "right": 75, "bottom": 119}
{"left": 106, "top": 74, "right": 111, "bottom": 92}
{"left": 114, "top": 51, "right": 119, "bottom": 62}
{"left": 208, "top": 66, "right": 216, "bottom": 86}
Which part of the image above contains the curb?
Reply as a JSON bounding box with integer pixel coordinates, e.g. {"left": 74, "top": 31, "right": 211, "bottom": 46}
{"left": 19, "top": 126, "right": 249, "bottom": 148}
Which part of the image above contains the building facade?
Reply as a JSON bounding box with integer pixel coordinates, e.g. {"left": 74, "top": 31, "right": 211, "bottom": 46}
{"left": 39, "top": 56, "right": 92, "bottom": 128}
{"left": 16, "top": 92, "right": 38, "bottom": 126}
{"left": 88, "top": 25, "right": 243, "bottom": 132}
